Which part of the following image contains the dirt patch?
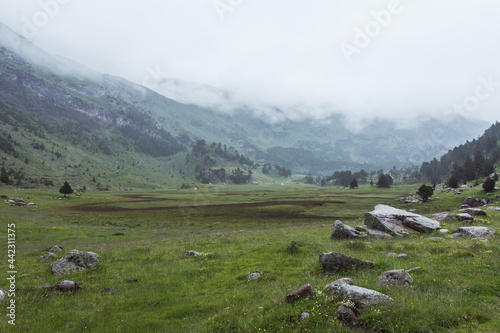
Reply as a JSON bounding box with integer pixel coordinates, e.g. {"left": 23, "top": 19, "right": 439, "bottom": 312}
{"left": 71, "top": 200, "right": 345, "bottom": 214}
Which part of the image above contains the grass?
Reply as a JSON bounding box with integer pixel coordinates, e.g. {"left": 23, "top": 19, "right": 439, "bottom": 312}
{"left": 0, "top": 184, "right": 499, "bottom": 332}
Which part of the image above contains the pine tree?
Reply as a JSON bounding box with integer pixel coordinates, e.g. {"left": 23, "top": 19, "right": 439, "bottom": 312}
{"left": 448, "top": 175, "right": 459, "bottom": 189}
{"left": 0, "top": 166, "right": 10, "bottom": 184}
{"left": 59, "top": 181, "right": 74, "bottom": 198}
{"left": 377, "top": 174, "right": 390, "bottom": 188}
{"left": 416, "top": 184, "right": 434, "bottom": 202}
{"left": 349, "top": 178, "right": 358, "bottom": 189}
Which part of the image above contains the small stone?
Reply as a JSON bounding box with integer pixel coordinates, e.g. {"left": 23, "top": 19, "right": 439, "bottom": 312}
{"left": 50, "top": 245, "right": 63, "bottom": 252}
{"left": 39, "top": 253, "right": 57, "bottom": 261}
{"left": 439, "top": 229, "right": 449, "bottom": 234}
{"left": 386, "top": 252, "right": 407, "bottom": 258}
{"left": 487, "top": 206, "right": 500, "bottom": 211}
{"left": 299, "top": 312, "right": 310, "bottom": 321}
{"left": 183, "top": 250, "right": 201, "bottom": 257}
{"left": 246, "top": 273, "right": 260, "bottom": 280}
{"left": 284, "top": 284, "right": 316, "bottom": 303}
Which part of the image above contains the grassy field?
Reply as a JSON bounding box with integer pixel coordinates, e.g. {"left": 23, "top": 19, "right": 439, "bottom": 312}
{"left": 0, "top": 183, "right": 499, "bottom": 332}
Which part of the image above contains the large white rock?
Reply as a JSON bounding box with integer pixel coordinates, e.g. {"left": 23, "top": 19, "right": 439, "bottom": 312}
{"left": 364, "top": 205, "right": 440, "bottom": 235}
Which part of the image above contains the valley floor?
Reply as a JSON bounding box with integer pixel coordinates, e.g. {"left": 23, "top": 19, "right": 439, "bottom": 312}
{"left": 0, "top": 184, "right": 499, "bottom": 332}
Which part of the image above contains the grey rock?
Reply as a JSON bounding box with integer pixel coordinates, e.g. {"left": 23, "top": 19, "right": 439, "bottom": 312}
{"left": 284, "top": 284, "right": 316, "bottom": 303}
{"left": 319, "top": 251, "right": 374, "bottom": 273}
{"left": 39, "top": 253, "right": 57, "bottom": 261}
{"left": 364, "top": 205, "right": 440, "bottom": 235}
{"left": 451, "top": 227, "right": 497, "bottom": 238}
{"left": 434, "top": 212, "right": 453, "bottom": 222}
{"left": 463, "top": 208, "right": 487, "bottom": 216}
{"left": 325, "top": 284, "right": 393, "bottom": 307}
{"left": 376, "top": 269, "right": 413, "bottom": 286}
{"left": 439, "top": 229, "right": 449, "bottom": 234}
{"left": 325, "top": 278, "right": 354, "bottom": 294}
{"left": 0, "top": 289, "right": 6, "bottom": 304}
{"left": 299, "top": 312, "right": 310, "bottom": 321}
{"left": 50, "top": 250, "right": 99, "bottom": 276}
{"left": 60, "top": 280, "right": 76, "bottom": 285}
{"left": 246, "top": 273, "right": 260, "bottom": 280}
{"left": 487, "top": 206, "right": 500, "bottom": 211}
{"left": 356, "top": 226, "right": 393, "bottom": 238}
{"left": 183, "top": 250, "right": 201, "bottom": 257}
{"left": 50, "top": 245, "right": 63, "bottom": 252}
{"left": 457, "top": 213, "right": 474, "bottom": 222}
{"left": 402, "top": 216, "right": 440, "bottom": 233}
{"left": 386, "top": 252, "right": 407, "bottom": 258}
{"left": 331, "top": 221, "right": 366, "bottom": 239}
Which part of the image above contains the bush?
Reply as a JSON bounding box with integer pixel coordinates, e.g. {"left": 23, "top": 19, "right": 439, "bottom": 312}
{"left": 482, "top": 177, "right": 496, "bottom": 192}
{"left": 448, "top": 175, "right": 459, "bottom": 189}
{"left": 417, "top": 184, "right": 434, "bottom": 202}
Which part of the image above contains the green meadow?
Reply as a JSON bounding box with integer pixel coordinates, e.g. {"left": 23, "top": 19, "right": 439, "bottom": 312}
{"left": 0, "top": 184, "right": 499, "bottom": 332}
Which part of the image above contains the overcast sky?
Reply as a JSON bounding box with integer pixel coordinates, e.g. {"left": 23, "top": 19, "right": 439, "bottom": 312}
{"left": 1, "top": 0, "right": 499, "bottom": 124}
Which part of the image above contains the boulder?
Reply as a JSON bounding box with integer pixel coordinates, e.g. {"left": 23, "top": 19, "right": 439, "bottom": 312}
{"left": 284, "top": 284, "right": 316, "bottom": 303}
{"left": 451, "top": 227, "right": 497, "bottom": 238}
{"left": 376, "top": 269, "right": 413, "bottom": 286}
{"left": 464, "top": 197, "right": 488, "bottom": 207}
{"left": 463, "top": 208, "right": 487, "bottom": 217}
{"left": 183, "top": 250, "right": 201, "bottom": 257}
{"left": 356, "top": 226, "right": 393, "bottom": 238}
{"left": 319, "top": 251, "right": 374, "bottom": 273}
{"left": 50, "top": 250, "right": 99, "bottom": 276}
{"left": 324, "top": 278, "right": 354, "bottom": 294}
{"left": 364, "top": 205, "right": 440, "bottom": 235}
{"left": 456, "top": 213, "right": 474, "bottom": 222}
{"left": 331, "top": 221, "right": 366, "bottom": 240}
{"left": 325, "top": 284, "right": 393, "bottom": 308}
{"left": 487, "top": 206, "right": 500, "bottom": 211}
{"left": 246, "top": 273, "right": 260, "bottom": 280}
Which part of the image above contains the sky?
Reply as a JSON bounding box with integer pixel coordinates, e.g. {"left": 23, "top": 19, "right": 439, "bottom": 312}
{"left": 0, "top": 0, "right": 499, "bottom": 125}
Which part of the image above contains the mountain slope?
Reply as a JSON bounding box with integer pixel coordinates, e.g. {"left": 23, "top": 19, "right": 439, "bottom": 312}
{"left": 0, "top": 21, "right": 494, "bottom": 190}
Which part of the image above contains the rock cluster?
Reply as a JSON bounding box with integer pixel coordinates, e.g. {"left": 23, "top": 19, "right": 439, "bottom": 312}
{"left": 5, "top": 198, "right": 37, "bottom": 208}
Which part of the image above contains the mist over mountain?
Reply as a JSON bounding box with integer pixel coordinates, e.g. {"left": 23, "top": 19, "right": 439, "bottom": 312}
{"left": 0, "top": 21, "right": 493, "bottom": 189}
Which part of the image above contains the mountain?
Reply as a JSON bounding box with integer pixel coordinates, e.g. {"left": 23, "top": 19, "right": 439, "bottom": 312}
{"left": 0, "top": 21, "right": 493, "bottom": 189}
{"left": 418, "top": 122, "right": 500, "bottom": 183}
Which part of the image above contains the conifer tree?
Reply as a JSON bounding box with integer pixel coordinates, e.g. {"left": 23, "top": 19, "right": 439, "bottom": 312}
{"left": 59, "top": 181, "right": 74, "bottom": 197}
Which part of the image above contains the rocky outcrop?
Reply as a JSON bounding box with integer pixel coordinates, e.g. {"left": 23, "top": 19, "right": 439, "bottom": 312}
{"left": 319, "top": 251, "right": 374, "bottom": 273}
{"left": 364, "top": 205, "right": 440, "bottom": 235}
